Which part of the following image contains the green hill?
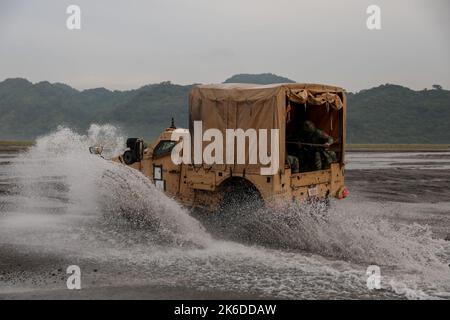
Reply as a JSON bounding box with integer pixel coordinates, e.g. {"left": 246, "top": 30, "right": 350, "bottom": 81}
{"left": 0, "top": 75, "right": 448, "bottom": 143}
{"left": 0, "top": 79, "right": 189, "bottom": 140}
{"left": 347, "top": 84, "right": 450, "bottom": 143}
{"left": 224, "top": 73, "right": 295, "bottom": 84}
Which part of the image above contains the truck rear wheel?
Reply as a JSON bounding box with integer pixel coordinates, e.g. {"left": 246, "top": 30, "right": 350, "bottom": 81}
{"left": 217, "top": 178, "right": 263, "bottom": 214}
{"left": 194, "top": 178, "right": 265, "bottom": 243}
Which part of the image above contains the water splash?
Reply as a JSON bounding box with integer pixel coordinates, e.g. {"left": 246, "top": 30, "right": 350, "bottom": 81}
{"left": 1, "top": 125, "right": 449, "bottom": 299}
{"left": 199, "top": 198, "right": 450, "bottom": 298}
{"left": 98, "top": 164, "right": 212, "bottom": 247}
{"left": 5, "top": 125, "right": 211, "bottom": 249}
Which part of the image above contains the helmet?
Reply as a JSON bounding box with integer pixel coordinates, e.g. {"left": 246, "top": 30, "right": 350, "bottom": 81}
{"left": 302, "top": 120, "right": 316, "bottom": 133}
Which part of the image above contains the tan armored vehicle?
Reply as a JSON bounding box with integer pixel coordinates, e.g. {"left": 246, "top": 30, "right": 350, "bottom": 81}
{"left": 101, "top": 83, "right": 349, "bottom": 212}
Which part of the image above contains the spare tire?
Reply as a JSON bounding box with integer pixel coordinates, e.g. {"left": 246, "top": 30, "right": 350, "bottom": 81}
{"left": 123, "top": 150, "right": 135, "bottom": 165}
{"left": 126, "top": 138, "right": 139, "bottom": 149}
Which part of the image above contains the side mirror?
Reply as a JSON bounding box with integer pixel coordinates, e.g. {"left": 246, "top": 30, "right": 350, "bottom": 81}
{"left": 89, "top": 145, "right": 103, "bottom": 155}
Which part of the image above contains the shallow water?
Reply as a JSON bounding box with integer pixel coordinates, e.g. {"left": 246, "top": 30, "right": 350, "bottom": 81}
{"left": 1, "top": 126, "right": 449, "bottom": 299}
{"left": 347, "top": 152, "right": 450, "bottom": 170}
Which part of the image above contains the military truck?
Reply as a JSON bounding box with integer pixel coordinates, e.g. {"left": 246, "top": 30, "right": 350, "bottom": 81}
{"left": 94, "top": 83, "right": 349, "bottom": 212}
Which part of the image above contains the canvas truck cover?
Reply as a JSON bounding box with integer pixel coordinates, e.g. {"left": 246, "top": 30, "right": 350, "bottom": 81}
{"left": 189, "top": 83, "right": 345, "bottom": 174}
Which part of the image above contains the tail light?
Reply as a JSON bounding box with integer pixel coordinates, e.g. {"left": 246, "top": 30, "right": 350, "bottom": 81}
{"left": 338, "top": 186, "right": 349, "bottom": 199}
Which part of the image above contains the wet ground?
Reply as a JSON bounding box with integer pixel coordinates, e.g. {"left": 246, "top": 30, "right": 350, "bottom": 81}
{"left": 345, "top": 152, "right": 450, "bottom": 241}
{"left": 0, "top": 129, "right": 449, "bottom": 300}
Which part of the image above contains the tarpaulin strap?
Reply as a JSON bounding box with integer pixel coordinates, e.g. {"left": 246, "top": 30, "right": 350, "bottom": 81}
{"left": 326, "top": 99, "right": 331, "bottom": 130}
{"left": 286, "top": 100, "right": 292, "bottom": 123}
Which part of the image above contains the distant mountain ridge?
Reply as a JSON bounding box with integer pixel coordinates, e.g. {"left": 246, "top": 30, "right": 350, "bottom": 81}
{"left": 224, "top": 73, "right": 295, "bottom": 84}
{"left": 0, "top": 75, "right": 449, "bottom": 143}
{"left": 347, "top": 84, "right": 450, "bottom": 143}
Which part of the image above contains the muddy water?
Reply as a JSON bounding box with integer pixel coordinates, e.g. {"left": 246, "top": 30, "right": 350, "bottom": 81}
{"left": 0, "top": 126, "right": 449, "bottom": 299}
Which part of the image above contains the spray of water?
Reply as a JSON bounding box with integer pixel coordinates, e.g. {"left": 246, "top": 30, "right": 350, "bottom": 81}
{"left": 199, "top": 193, "right": 450, "bottom": 298}
{"left": 1, "top": 125, "right": 449, "bottom": 299}
{"left": 5, "top": 125, "right": 211, "bottom": 249}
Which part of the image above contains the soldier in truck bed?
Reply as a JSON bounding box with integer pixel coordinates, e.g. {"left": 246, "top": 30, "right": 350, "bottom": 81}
{"left": 288, "top": 120, "right": 337, "bottom": 172}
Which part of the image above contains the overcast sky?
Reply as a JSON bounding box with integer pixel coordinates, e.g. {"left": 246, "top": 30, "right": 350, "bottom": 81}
{"left": 0, "top": 0, "right": 449, "bottom": 91}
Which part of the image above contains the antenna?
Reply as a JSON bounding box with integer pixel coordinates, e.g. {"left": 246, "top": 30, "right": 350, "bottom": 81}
{"left": 170, "top": 117, "right": 176, "bottom": 129}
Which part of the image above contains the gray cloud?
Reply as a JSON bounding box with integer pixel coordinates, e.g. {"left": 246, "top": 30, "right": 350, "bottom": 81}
{"left": 0, "top": 0, "right": 449, "bottom": 91}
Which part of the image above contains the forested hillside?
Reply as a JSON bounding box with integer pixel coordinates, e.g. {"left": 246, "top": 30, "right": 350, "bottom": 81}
{"left": 0, "top": 75, "right": 448, "bottom": 143}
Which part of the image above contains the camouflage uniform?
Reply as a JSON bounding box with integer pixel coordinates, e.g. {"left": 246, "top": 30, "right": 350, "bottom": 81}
{"left": 298, "top": 121, "right": 336, "bottom": 171}
{"left": 286, "top": 154, "right": 300, "bottom": 173}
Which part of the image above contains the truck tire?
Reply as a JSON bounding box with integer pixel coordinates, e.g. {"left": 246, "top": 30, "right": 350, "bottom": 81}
{"left": 123, "top": 150, "right": 135, "bottom": 165}
{"left": 196, "top": 178, "right": 264, "bottom": 242}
